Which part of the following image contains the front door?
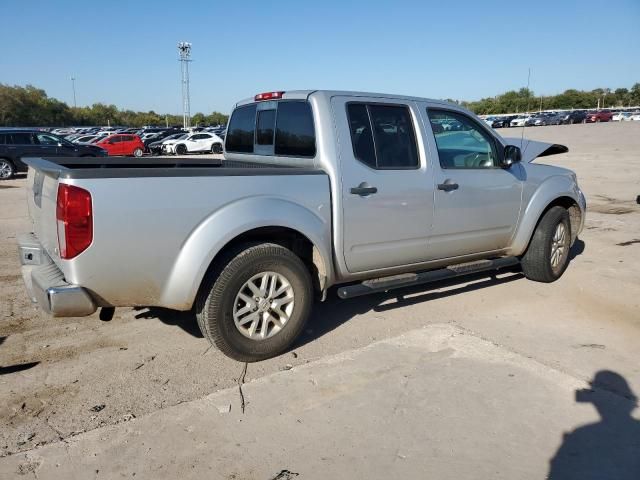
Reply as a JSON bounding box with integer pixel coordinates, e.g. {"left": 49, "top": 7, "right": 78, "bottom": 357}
{"left": 34, "top": 132, "right": 65, "bottom": 157}
{"left": 332, "top": 96, "right": 434, "bottom": 273}
{"left": 422, "top": 107, "right": 523, "bottom": 259}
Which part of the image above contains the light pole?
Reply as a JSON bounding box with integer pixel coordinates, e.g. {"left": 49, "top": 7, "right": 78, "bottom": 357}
{"left": 177, "top": 42, "right": 192, "bottom": 129}
{"left": 70, "top": 76, "right": 77, "bottom": 108}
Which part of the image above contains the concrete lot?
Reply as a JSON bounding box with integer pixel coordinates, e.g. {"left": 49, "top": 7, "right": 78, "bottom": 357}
{"left": 1, "top": 122, "right": 639, "bottom": 478}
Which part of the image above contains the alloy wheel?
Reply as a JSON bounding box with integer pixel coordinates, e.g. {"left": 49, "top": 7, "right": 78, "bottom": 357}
{"left": 233, "top": 271, "right": 295, "bottom": 340}
{"left": 550, "top": 222, "right": 569, "bottom": 271}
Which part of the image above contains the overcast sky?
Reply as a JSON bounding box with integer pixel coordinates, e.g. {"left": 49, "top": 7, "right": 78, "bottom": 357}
{"left": 2, "top": 0, "right": 638, "bottom": 114}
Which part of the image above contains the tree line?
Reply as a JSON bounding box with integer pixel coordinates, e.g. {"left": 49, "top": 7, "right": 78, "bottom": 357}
{"left": 0, "top": 84, "right": 228, "bottom": 127}
{"left": 1, "top": 82, "right": 639, "bottom": 127}
{"left": 459, "top": 84, "right": 640, "bottom": 115}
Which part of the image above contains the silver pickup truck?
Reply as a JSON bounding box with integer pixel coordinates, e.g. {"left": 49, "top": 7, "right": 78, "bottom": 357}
{"left": 19, "top": 90, "right": 586, "bottom": 361}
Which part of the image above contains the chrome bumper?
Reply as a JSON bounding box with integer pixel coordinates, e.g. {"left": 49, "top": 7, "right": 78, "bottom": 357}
{"left": 18, "top": 233, "right": 97, "bottom": 317}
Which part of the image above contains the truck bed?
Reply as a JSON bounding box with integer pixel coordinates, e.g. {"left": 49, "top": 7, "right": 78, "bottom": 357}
{"left": 23, "top": 156, "right": 322, "bottom": 179}
{"left": 22, "top": 156, "right": 331, "bottom": 310}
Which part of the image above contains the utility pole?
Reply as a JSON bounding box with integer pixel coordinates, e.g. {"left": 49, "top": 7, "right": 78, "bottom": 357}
{"left": 177, "top": 42, "right": 192, "bottom": 129}
{"left": 70, "top": 76, "right": 77, "bottom": 108}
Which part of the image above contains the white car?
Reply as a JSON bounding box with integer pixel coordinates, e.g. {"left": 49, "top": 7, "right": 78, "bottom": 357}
{"left": 510, "top": 115, "right": 532, "bottom": 127}
{"left": 163, "top": 132, "right": 224, "bottom": 155}
{"left": 612, "top": 112, "right": 634, "bottom": 121}
{"left": 509, "top": 115, "right": 531, "bottom": 127}
{"left": 630, "top": 114, "right": 640, "bottom": 121}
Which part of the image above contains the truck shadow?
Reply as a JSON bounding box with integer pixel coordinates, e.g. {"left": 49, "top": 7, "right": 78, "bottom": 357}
{"left": 134, "top": 308, "right": 204, "bottom": 338}
{"left": 295, "top": 239, "right": 586, "bottom": 349}
{"left": 140, "top": 240, "right": 585, "bottom": 345}
{"left": 293, "top": 269, "right": 525, "bottom": 351}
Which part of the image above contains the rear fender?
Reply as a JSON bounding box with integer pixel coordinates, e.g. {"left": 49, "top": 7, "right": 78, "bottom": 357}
{"left": 160, "top": 196, "right": 333, "bottom": 309}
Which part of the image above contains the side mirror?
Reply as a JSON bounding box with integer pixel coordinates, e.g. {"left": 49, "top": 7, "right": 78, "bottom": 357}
{"left": 502, "top": 145, "right": 522, "bottom": 168}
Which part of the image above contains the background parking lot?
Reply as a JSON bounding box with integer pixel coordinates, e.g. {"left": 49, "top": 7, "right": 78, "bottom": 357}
{"left": 1, "top": 122, "right": 639, "bottom": 476}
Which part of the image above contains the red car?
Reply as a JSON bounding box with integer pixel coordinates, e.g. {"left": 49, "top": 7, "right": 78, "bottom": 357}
{"left": 96, "top": 134, "right": 145, "bottom": 157}
{"left": 585, "top": 110, "right": 613, "bottom": 123}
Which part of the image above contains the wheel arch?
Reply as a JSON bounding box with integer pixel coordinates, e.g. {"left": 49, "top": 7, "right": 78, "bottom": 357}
{"left": 510, "top": 177, "right": 584, "bottom": 256}
{"left": 159, "top": 197, "right": 334, "bottom": 310}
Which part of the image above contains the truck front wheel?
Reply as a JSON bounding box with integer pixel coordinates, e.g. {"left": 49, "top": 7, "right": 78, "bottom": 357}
{"left": 521, "top": 206, "right": 571, "bottom": 282}
{"left": 195, "top": 243, "right": 313, "bottom": 362}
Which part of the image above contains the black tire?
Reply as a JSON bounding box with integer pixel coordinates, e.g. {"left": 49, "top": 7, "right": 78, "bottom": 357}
{"left": 211, "top": 143, "right": 223, "bottom": 154}
{"left": 175, "top": 144, "right": 187, "bottom": 155}
{"left": 0, "top": 158, "right": 15, "bottom": 180}
{"left": 133, "top": 147, "right": 143, "bottom": 157}
{"left": 521, "top": 206, "right": 571, "bottom": 283}
{"left": 195, "top": 243, "right": 313, "bottom": 362}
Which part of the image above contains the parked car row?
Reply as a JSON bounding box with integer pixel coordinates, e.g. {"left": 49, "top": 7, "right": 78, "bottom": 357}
{"left": 0, "top": 123, "right": 228, "bottom": 178}
{"left": 482, "top": 108, "right": 640, "bottom": 129}
{"left": 0, "top": 129, "right": 108, "bottom": 179}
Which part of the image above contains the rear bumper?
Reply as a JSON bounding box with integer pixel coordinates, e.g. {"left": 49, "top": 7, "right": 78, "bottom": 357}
{"left": 18, "top": 233, "right": 97, "bottom": 317}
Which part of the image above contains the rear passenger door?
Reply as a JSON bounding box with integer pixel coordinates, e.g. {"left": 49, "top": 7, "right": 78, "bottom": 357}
{"left": 8, "top": 132, "right": 41, "bottom": 161}
{"left": 331, "top": 96, "right": 434, "bottom": 273}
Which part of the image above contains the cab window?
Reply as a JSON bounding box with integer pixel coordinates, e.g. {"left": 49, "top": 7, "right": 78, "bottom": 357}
{"left": 427, "top": 109, "right": 498, "bottom": 169}
{"left": 36, "top": 133, "right": 60, "bottom": 145}
{"left": 346, "top": 103, "right": 419, "bottom": 169}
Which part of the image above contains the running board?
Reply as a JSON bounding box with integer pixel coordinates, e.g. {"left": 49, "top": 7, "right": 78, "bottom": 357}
{"left": 337, "top": 257, "right": 520, "bottom": 299}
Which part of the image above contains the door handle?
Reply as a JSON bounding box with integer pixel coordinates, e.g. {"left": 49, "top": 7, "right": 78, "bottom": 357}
{"left": 350, "top": 183, "right": 378, "bottom": 196}
{"left": 437, "top": 182, "right": 459, "bottom": 192}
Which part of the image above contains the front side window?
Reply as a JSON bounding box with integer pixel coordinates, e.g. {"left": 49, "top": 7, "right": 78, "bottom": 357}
{"left": 226, "top": 104, "right": 257, "bottom": 153}
{"left": 346, "top": 103, "right": 419, "bottom": 169}
{"left": 36, "top": 133, "right": 60, "bottom": 145}
{"left": 427, "top": 109, "right": 498, "bottom": 169}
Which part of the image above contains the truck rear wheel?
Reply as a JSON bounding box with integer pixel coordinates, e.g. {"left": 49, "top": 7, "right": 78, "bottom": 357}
{"left": 521, "top": 206, "right": 571, "bottom": 282}
{"left": 195, "top": 243, "right": 313, "bottom": 362}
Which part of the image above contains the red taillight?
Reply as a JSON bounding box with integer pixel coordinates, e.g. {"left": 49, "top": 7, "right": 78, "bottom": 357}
{"left": 56, "top": 184, "right": 93, "bottom": 259}
{"left": 255, "top": 91, "right": 284, "bottom": 101}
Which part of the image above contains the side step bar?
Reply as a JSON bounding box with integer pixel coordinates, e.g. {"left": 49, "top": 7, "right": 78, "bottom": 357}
{"left": 337, "top": 257, "right": 520, "bottom": 299}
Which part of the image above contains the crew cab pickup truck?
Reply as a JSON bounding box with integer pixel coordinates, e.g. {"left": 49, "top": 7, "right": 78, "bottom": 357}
{"left": 18, "top": 90, "right": 586, "bottom": 361}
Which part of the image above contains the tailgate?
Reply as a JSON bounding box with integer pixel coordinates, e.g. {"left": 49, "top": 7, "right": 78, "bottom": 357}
{"left": 26, "top": 166, "right": 61, "bottom": 263}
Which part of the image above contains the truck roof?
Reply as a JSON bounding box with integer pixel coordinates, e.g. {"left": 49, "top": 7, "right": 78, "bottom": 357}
{"left": 234, "top": 90, "right": 454, "bottom": 108}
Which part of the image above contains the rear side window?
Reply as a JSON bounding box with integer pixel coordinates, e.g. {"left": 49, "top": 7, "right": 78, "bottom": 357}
{"left": 346, "top": 103, "right": 419, "bottom": 169}
{"left": 9, "top": 133, "right": 34, "bottom": 145}
{"left": 226, "top": 104, "right": 257, "bottom": 153}
{"left": 347, "top": 104, "right": 376, "bottom": 168}
{"left": 275, "top": 102, "right": 315, "bottom": 157}
{"left": 226, "top": 101, "right": 316, "bottom": 157}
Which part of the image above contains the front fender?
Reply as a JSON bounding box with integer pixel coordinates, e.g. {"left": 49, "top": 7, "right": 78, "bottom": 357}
{"left": 509, "top": 175, "right": 585, "bottom": 256}
{"left": 159, "top": 196, "right": 333, "bottom": 309}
